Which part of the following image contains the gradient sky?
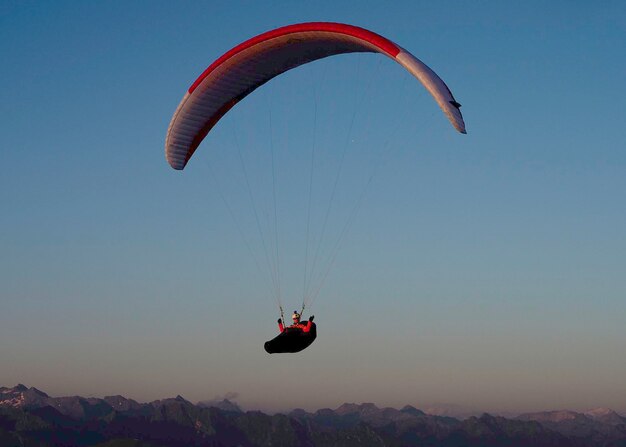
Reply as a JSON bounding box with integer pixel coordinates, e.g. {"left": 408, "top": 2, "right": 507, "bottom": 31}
{"left": 1, "top": 1, "right": 625, "bottom": 415}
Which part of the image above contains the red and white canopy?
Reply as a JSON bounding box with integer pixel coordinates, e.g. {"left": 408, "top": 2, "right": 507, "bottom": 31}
{"left": 166, "top": 22, "right": 466, "bottom": 170}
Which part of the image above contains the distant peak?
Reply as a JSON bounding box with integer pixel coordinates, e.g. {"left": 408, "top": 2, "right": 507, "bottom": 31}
{"left": 334, "top": 402, "right": 381, "bottom": 416}
{"left": 28, "top": 387, "right": 49, "bottom": 397}
{"left": 337, "top": 402, "right": 377, "bottom": 410}
{"left": 335, "top": 403, "right": 359, "bottom": 413}
{"left": 479, "top": 412, "right": 498, "bottom": 422}
{"left": 583, "top": 408, "right": 624, "bottom": 424}
{"left": 104, "top": 395, "right": 127, "bottom": 401}
{"left": 401, "top": 405, "right": 425, "bottom": 416}
{"left": 585, "top": 407, "right": 617, "bottom": 417}
{"left": 518, "top": 410, "right": 585, "bottom": 423}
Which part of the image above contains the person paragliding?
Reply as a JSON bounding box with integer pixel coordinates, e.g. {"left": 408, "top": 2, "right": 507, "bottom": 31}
{"left": 164, "top": 22, "right": 466, "bottom": 354}
{"left": 278, "top": 312, "right": 314, "bottom": 333}
{"left": 265, "top": 311, "right": 317, "bottom": 354}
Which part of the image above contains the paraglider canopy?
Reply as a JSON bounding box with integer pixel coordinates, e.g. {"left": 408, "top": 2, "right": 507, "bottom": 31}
{"left": 165, "top": 22, "right": 465, "bottom": 170}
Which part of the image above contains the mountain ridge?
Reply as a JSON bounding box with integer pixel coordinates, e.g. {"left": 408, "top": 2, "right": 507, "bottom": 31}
{"left": 1, "top": 384, "right": 625, "bottom": 447}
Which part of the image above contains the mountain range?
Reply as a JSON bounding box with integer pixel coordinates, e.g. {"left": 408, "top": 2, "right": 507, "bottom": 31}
{"left": 2, "top": 384, "right": 626, "bottom": 446}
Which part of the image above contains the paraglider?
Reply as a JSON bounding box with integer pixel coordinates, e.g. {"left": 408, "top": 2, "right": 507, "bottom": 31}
{"left": 165, "top": 22, "right": 466, "bottom": 354}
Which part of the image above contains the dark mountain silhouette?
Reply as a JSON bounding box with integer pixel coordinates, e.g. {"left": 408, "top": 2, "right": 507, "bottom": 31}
{"left": 517, "top": 408, "right": 626, "bottom": 445}
{"left": 197, "top": 398, "right": 243, "bottom": 413}
{"left": 1, "top": 384, "right": 625, "bottom": 446}
{"left": 584, "top": 408, "right": 626, "bottom": 426}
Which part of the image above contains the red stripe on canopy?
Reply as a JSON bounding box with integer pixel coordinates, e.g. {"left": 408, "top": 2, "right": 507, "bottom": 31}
{"left": 188, "top": 22, "right": 401, "bottom": 94}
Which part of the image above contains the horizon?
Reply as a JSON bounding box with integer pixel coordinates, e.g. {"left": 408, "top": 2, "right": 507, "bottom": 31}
{"left": 2, "top": 1, "right": 626, "bottom": 415}
{"left": 5, "top": 383, "right": 626, "bottom": 447}
{"left": 3, "top": 383, "right": 624, "bottom": 420}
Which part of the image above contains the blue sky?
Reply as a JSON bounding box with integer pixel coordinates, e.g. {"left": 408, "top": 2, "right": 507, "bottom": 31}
{"left": 1, "top": 1, "right": 625, "bottom": 414}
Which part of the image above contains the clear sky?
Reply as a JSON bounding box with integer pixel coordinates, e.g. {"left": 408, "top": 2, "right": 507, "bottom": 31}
{"left": 1, "top": 1, "right": 625, "bottom": 415}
